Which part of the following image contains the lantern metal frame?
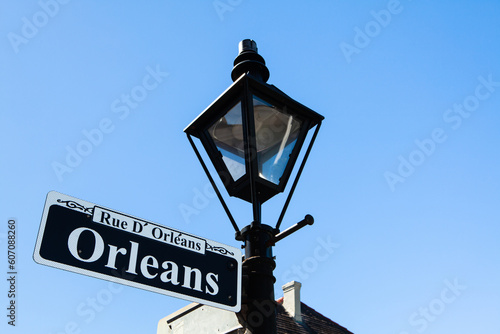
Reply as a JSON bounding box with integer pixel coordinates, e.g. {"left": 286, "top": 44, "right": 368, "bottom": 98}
{"left": 184, "top": 39, "right": 325, "bottom": 333}
{"left": 185, "top": 72, "right": 323, "bottom": 234}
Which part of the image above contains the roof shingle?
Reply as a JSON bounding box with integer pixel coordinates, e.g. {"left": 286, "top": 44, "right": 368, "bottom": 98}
{"left": 276, "top": 298, "right": 354, "bottom": 334}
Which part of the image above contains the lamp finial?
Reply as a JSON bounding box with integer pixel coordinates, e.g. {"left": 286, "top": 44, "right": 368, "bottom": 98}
{"left": 231, "top": 39, "right": 270, "bottom": 82}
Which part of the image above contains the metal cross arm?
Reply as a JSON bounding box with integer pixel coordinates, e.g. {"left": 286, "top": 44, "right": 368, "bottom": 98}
{"left": 271, "top": 214, "right": 315, "bottom": 245}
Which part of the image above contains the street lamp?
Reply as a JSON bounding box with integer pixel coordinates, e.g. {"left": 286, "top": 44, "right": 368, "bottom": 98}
{"left": 185, "top": 39, "right": 324, "bottom": 333}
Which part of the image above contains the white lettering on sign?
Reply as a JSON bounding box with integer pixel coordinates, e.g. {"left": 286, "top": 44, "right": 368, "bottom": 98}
{"left": 68, "top": 228, "right": 105, "bottom": 262}
{"left": 66, "top": 227, "right": 220, "bottom": 296}
{"left": 92, "top": 206, "right": 206, "bottom": 254}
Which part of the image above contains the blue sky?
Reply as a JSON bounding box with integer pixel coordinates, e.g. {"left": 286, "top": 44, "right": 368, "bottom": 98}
{"left": 2, "top": 1, "right": 500, "bottom": 333}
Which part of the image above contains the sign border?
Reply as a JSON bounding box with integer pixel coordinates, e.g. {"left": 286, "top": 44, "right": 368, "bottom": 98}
{"left": 33, "top": 191, "right": 241, "bottom": 312}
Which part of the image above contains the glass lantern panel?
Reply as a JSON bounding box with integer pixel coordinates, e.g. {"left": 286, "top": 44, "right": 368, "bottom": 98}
{"left": 208, "top": 102, "right": 246, "bottom": 181}
{"left": 253, "top": 96, "right": 302, "bottom": 185}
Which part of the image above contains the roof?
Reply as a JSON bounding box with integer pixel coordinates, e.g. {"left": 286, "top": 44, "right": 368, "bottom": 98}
{"left": 276, "top": 297, "right": 354, "bottom": 334}
{"left": 157, "top": 281, "right": 355, "bottom": 334}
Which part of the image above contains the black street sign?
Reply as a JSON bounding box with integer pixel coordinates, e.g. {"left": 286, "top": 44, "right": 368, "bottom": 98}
{"left": 34, "top": 191, "right": 241, "bottom": 312}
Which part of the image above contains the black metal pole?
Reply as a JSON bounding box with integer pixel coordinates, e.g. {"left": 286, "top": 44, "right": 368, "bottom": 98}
{"left": 232, "top": 39, "right": 277, "bottom": 333}
{"left": 239, "top": 224, "right": 276, "bottom": 333}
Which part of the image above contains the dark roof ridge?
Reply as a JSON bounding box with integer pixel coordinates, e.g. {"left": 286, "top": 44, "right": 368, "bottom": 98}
{"left": 276, "top": 297, "right": 354, "bottom": 334}
{"left": 300, "top": 301, "right": 354, "bottom": 334}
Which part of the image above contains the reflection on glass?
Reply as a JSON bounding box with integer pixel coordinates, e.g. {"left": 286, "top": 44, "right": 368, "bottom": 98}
{"left": 208, "top": 98, "right": 302, "bottom": 185}
{"left": 208, "top": 102, "right": 246, "bottom": 181}
{"left": 253, "top": 96, "right": 302, "bottom": 184}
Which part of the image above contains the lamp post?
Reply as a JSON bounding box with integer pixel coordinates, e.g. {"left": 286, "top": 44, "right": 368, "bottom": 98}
{"left": 185, "top": 39, "right": 324, "bottom": 333}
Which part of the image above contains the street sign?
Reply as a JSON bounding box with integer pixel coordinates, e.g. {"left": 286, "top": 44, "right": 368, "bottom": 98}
{"left": 34, "top": 191, "right": 241, "bottom": 312}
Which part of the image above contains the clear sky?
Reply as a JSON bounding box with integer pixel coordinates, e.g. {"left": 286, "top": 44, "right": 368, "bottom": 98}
{"left": 2, "top": 1, "right": 500, "bottom": 333}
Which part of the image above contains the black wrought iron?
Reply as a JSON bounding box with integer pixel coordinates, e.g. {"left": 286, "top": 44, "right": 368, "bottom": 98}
{"left": 185, "top": 39, "right": 324, "bottom": 334}
{"left": 274, "top": 122, "right": 322, "bottom": 231}
{"left": 186, "top": 133, "right": 240, "bottom": 237}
